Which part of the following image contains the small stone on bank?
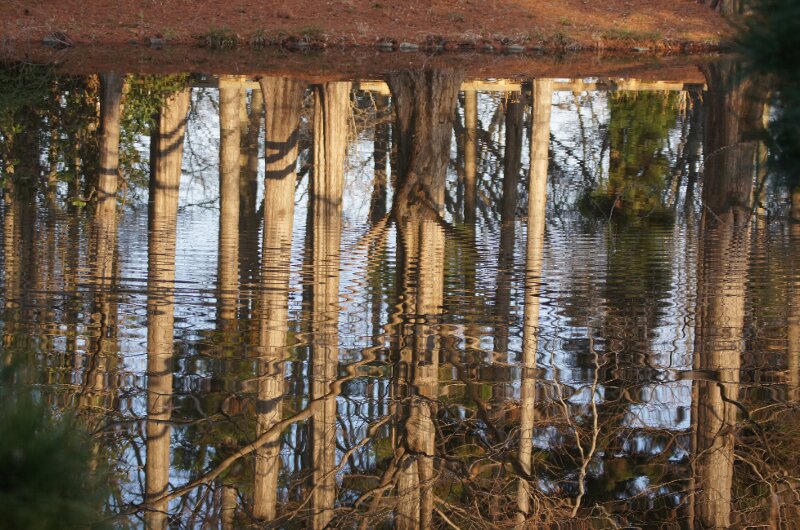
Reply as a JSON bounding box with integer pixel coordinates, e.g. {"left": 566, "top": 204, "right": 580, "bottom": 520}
{"left": 398, "top": 42, "right": 419, "bottom": 51}
{"left": 287, "top": 40, "right": 310, "bottom": 50}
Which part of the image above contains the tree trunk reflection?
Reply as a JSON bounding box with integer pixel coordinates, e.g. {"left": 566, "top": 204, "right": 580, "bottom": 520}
{"left": 83, "top": 72, "right": 124, "bottom": 408}
{"left": 218, "top": 79, "right": 241, "bottom": 329}
{"left": 145, "top": 88, "right": 190, "bottom": 529}
{"left": 252, "top": 76, "right": 306, "bottom": 522}
{"left": 388, "top": 69, "right": 461, "bottom": 529}
{"left": 691, "top": 60, "right": 765, "bottom": 529}
{"left": 516, "top": 79, "right": 551, "bottom": 523}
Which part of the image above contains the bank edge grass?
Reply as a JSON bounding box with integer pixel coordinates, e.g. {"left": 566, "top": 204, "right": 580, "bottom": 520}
{"left": 202, "top": 27, "right": 238, "bottom": 49}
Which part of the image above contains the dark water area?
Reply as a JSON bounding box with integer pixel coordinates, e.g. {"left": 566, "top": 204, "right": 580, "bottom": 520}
{"left": 1, "top": 62, "right": 799, "bottom": 528}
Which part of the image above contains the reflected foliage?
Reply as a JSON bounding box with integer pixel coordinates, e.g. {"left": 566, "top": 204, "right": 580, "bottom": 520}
{"left": 583, "top": 92, "right": 679, "bottom": 222}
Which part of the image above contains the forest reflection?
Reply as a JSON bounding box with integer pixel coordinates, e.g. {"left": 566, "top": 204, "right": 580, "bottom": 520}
{"left": 2, "top": 62, "right": 800, "bottom": 528}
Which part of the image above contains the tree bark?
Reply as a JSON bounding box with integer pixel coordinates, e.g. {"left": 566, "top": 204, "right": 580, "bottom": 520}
{"left": 691, "top": 60, "right": 765, "bottom": 529}
{"left": 388, "top": 69, "right": 461, "bottom": 530}
{"left": 145, "top": 88, "right": 190, "bottom": 530}
{"left": 516, "top": 79, "right": 551, "bottom": 523}
{"left": 307, "top": 81, "right": 350, "bottom": 529}
{"left": 464, "top": 91, "right": 478, "bottom": 225}
{"left": 252, "top": 76, "right": 307, "bottom": 522}
{"left": 217, "top": 79, "right": 241, "bottom": 328}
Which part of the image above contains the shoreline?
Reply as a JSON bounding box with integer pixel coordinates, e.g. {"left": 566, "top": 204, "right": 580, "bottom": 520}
{"left": 1, "top": 0, "right": 728, "bottom": 62}
{"left": 0, "top": 43, "right": 717, "bottom": 81}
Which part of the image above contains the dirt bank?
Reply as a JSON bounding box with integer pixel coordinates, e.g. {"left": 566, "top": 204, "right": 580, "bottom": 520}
{"left": 2, "top": 0, "right": 727, "bottom": 52}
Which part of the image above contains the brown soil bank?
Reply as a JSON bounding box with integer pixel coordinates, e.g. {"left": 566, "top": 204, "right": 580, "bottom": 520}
{"left": 1, "top": 0, "right": 727, "bottom": 52}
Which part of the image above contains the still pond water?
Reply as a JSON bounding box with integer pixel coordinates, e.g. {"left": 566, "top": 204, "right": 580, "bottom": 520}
{"left": 1, "top": 64, "right": 798, "bottom": 528}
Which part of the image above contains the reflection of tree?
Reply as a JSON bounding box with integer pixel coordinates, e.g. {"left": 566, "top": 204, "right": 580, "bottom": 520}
{"left": 370, "top": 94, "right": 390, "bottom": 224}
{"left": 587, "top": 92, "right": 679, "bottom": 220}
{"left": 1, "top": 178, "right": 23, "bottom": 356}
{"left": 463, "top": 91, "right": 478, "bottom": 225}
{"left": 82, "top": 72, "right": 124, "bottom": 410}
{"left": 239, "top": 87, "right": 263, "bottom": 322}
{"left": 517, "top": 78, "right": 551, "bottom": 523}
{"left": 385, "top": 69, "right": 461, "bottom": 529}
{"left": 218, "top": 79, "right": 241, "bottom": 329}
{"left": 305, "top": 81, "right": 350, "bottom": 528}
{"left": 145, "top": 88, "right": 190, "bottom": 529}
{"left": 492, "top": 92, "right": 525, "bottom": 420}
{"left": 252, "top": 76, "right": 307, "bottom": 522}
{"left": 690, "top": 60, "right": 765, "bottom": 529}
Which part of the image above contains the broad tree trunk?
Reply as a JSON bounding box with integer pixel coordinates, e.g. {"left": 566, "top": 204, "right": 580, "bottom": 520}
{"left": 220, "top": 484, "right": 238, "bottom": 529}
{"left": 307, "top": 81, "right": 350, "bottom": 529}
{"left": 691, "top": 60, "right": 765, "bottom": 530}
{"left": 516, "top": 79, "right": 551, "bottom": 523}
{"left": 388, "top": 69, "right": 461, "bottom": 530}
{"left": 145, "top": 88, "right": 190, "bottom": 530}
{"left": 252, "top": 76, "right": 307, "bottom": 522}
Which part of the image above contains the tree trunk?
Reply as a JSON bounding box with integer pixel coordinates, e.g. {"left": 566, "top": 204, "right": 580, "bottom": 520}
{"left": 97, "top": 72, "right": 124, "bottom": 217}
{"left": 691, "top": 60, "right": 765, "bottom": 529}
{"left": 307, "top": 81, "right": 350, "bottom": 529}
{"left": 236, "top": 88, "right": 263, "bottom": 324}
{"left": 701, "top": 61, "right": 766, "bottom": 223}
{"left": 370, "top": 94, "right": 390, "bottom": 224}
{"left": 388, "top": 69, "right": 461, "bottom": 530}
{"left": 516, "top": 79, "right": 551, "bottom": 523}
{"left": 702, "top": 0, "right": 741, "bottom": 16}
{"left": 252, "top": 76, "right": 307, "bottom": 522}
{"left": 217, "top": 79, "right": 241, "bottom": 328}
{"left": 493, "top": 93, "right": 525, "bottom": 424}
{"left": 145, "top": 88, "right": 190, "bottom": 530}
{"left": 464, "top": 91, "right": 478, "bottom": 225}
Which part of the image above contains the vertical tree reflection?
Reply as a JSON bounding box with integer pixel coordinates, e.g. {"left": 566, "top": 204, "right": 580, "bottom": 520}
{"left": 387, "top": 69, "right": 461, "bottom": 529}
{"left": 463, "top": 91, "right": 478, "bottom": 226}
{"left": 493, "top": 90, "right": 525, "bottom": 423}
{"left": 306, "top": 81, "right": 350, "bottom": 528}
{"left": 145, "top": 88, "right": 190, "bottom": 529}
{"left": 239, "top": 86, "right": 263, "bottom": 322}
{"left": 217, "top": 78, "right": 241, "bottom": 330}
{"left": 252, "top": 76, "right": 306, "bottom": 521}
{"left": 83, "top": 72, "right": 125, "bottom": 408}
{"left": 690, "top": 61, "right": 766, "bottom": 529}
{"left": 516, "top": 79, "right": 551, "bottom": 523}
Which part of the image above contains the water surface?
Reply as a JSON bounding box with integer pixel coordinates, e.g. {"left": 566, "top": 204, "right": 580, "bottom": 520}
{"left": 1, "top": 65, "right": 798, "bottom": 528}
